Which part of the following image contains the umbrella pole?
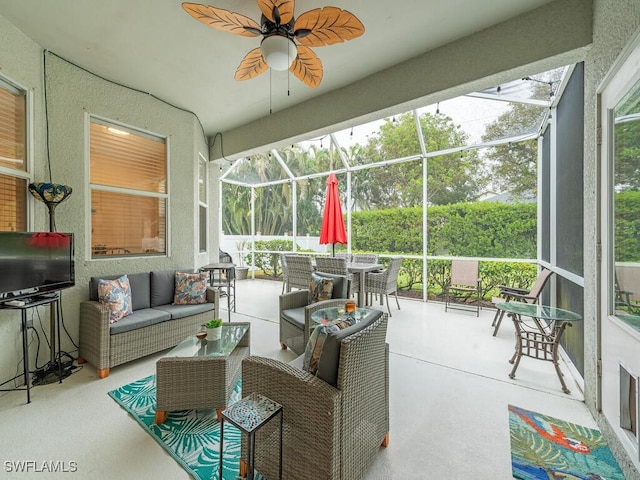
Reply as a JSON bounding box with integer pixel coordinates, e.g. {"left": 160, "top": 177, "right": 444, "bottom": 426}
{"left": 332, "top": 244, "right": 335, "bottom": 257}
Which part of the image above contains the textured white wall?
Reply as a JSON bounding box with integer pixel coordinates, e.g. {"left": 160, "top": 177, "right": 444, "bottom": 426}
{"left": 584, "top": 1, "right": 640, "bottom": 477}
{"left": 0, "top": 16, "right": 211, "bottom": 385}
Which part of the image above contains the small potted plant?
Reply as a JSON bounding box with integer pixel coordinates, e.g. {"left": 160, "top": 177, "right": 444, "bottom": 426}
{"left": 205, "top": 318, "right": 223, "bottom": 340}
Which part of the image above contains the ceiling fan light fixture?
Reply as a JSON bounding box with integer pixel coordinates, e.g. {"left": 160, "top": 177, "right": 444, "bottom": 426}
{"left": 261, "top": 35, "right": 296, "bottom": 71}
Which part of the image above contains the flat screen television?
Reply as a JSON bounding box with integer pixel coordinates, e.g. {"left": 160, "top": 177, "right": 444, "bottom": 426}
{"left": 0, "top": 232, "right": 75, "bottom": 301}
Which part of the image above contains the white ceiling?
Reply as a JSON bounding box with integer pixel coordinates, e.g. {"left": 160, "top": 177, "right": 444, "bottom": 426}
{"left": 0, "top": 0, "right": 556, "bottom": 138}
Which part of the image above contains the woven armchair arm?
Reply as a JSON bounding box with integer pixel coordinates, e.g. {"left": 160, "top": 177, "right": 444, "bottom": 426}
{"left": 242, "top": 356, "right": 341, "bottom": 480}
{"left": 78, "top": 300, "right": 111, "bottom": 369}
{"left": 279, "top": 289, "right": 310, "bottom": 310}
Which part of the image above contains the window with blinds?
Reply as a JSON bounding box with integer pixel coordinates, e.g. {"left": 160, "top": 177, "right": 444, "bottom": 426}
{"left": 198, "top": 156, "right": 208, "bottom": 253}
{"left": 90, "top": 119, "right": 167, "bottom": 257}
{"left": 0, "top": 78, "right": 27, "bottom": 232}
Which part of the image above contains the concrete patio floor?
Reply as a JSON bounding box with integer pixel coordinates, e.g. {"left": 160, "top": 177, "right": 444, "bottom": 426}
{"left": 0, "top": 277, "right": 596, "bottom": 479}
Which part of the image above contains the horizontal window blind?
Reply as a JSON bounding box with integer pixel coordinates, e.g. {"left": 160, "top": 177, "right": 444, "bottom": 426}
{"left": 90, "top": 119, "right": 167, "bottom": 257}
{"left": 90, "top": 122, "right": 166, "bottom": 193}
{"left": 0, "top": 174, "right": 26, "bottom": 232}
{"left": 0, "top": 83, "right": 26, "bottom": 171}
{"left": 91, "top": 190, "right": 166, "bottom": 256}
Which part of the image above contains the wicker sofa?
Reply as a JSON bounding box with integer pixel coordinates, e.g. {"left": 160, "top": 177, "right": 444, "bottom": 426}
{"left": 243, "top": 309, "right": 389, "bottom": 480}
{"left": 78, "top": 270, "right": 220, "bottom": 378}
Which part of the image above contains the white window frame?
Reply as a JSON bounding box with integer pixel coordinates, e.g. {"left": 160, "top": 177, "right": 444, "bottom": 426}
{"left": 198, "top": 153, "right": 209, "bottom": 255}
{"left": 85, "top": 113, "right": 169, "bottom": 260}
{"left": 0, "top": 74, "right": 33, "bottom": 232}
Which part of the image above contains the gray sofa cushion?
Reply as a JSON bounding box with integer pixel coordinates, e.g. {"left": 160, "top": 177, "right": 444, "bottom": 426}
{"left": 313, "top": 271, "right": 348, "bottom": 299}
{"left": 109, "top": 307, "right": 171, "bottom": 335}
{"left": 150, "top": 270, "right": 177, "bottom": 307}
{"left": 316, "top": 309, "right": 383, "bottom": 387}
{"left": 153, "top": 302, "right": 214, "bottom": 320}
{"left": 150, "top": 269, "right": 195, "bottom": 307}
{"left": 90, "top": 272, "right": 151, "bottom": 311}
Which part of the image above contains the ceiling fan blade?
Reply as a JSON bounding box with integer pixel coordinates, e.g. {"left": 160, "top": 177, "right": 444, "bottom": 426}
{"left": 235, "top": 48, "right": 269, "bottom": 81}
{"left": 182, "top": 2, "right": 262, "bottom": 37}
{"left": 257, "top": 0, "right": 294, "bottom": 25}
{"left": 289, "top": 45, "right": 323, "bottom": 88}
{"left": 294, "top": 7, "right": 365, "bottom": 46}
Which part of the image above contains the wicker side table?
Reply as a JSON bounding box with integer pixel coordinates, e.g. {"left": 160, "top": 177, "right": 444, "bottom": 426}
{"left": 220, "top": 393, "right": 283, "bottom": 480}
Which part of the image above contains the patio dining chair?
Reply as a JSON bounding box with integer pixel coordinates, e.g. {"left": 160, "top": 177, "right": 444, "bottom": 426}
{"left": 279, "top": 253, "right": 289, "bottom": 294}
{"left": 364, "top": 256, "right": 403, "bottom": 316}
{"left": 315, "top": 256, "right": 359, "bottom": 300}
{"left": 284, "top": 255, "right": 314, "bottom": 292}
{"left": 444, "top": 259, "right": 481, "bottom": 317}
{"left": 353, "top": 253, "right": 379, "bottom": 264}
{"left": 491, "top": 267, "right": 553, "bottom": 336}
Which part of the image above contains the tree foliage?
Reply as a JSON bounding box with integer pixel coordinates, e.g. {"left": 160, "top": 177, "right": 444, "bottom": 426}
{"left": 362, "top": 112, "right": 487, "bottom": 206}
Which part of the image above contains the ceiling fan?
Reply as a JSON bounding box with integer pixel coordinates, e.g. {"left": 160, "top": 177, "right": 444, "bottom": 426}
{"left": 182, "top": 0, "right": 365, "bottom": 88}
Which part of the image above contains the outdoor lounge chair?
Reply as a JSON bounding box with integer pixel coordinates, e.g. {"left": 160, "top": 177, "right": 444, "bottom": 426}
{"left": 491, "top": 267, "right": 553, "bottom": 336}
{"left": 444, "top": 259, "right": 481, "bottom": 317}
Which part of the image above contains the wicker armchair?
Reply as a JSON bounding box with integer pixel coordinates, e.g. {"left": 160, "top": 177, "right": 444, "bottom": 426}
{"left": 279, "top": 272, "right": 350, "bottom": 355}
{"left": 315, "top": 256, "right": 360, "bottom": 300}
{"left": 365, "top": 257, "right": 403, "bottom": 316}
{"left": 242, "top": 312, "right": 389, "bottom": 480}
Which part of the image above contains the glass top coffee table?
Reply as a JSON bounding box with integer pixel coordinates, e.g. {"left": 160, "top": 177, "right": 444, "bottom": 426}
{"left": 311, "top": 306, "right": 374, "bottom": 325}
{"left": 154, "top": 322, "right": 250, "bottom": 424}
{"left": 165, "top": 323, "right": 249, "bottom": 358}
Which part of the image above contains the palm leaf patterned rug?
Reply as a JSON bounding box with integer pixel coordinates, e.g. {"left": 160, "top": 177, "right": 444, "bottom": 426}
{"left": 509, "top": 405, "right": 625, "bottom": 480}
{"left": 109, "top": 375, "right": 264, "bottom": 480}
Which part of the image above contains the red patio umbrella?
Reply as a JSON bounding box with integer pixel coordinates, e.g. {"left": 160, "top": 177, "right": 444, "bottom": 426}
{"left": 319, "top": 173, "right": 347, "bottom": 256}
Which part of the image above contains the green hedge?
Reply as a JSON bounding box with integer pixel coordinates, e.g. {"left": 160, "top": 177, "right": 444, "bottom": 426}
{"left": 244, "top": 202, "right": 543, "bottom": 299}
{"left": 352, "top": 201, "right": 537, "bottom": 258}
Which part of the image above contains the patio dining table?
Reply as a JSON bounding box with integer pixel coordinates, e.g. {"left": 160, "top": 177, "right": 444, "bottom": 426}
{"left": 347, "top": 262, "right": 383, "bottom": 307}
{"left": 496, "top": 301, "right": 582, "bottom": 393}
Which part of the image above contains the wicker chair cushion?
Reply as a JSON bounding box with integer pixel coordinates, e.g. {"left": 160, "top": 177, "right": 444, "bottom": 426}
{"left": 316, "top": 309, "right": 384, "bottom": 387}
{"left": 173, "top": 272, "right": 208, "bottom": 305}
{"left": 97, "top": 275, "right": 133, "bottom": 323}
{"left": 309, "top": 272, "right": 334, "bottom": 303}
{"left": 303, "top": 315, "right": 354, "bottom": 375}
{"left": 281, "top": 307, "right": 305, "bottom": 328}
{"left": 90, "top": 272, "right": 150, "bottom": 311}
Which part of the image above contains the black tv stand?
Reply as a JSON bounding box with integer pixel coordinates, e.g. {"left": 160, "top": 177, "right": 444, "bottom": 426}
{"left": 0, "top": 292, "right": 64, "bottom": 403}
